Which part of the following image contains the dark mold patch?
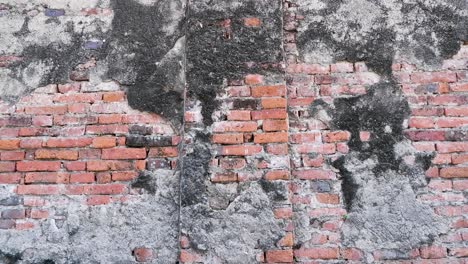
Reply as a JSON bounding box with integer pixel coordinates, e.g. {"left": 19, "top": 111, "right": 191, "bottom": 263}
{"left": 259, "top": 179, "right": 288, "bottom": 202}
{"left": 180, "top": 135, "right": 211, "bottom": 207}
{"left": 186, "top": 0, "right": 282, "bottom": 124}
{"left": 0, "top": 250, "right": 22, "bottom": 264}
{"left": 105, "top": 0, "right": 186, "bottom": 127}
{"left": 296, "top": 0, "right": 468, "bottom": 73}
{"left": 131, "top": 171, "right": 157, "bottom": 194}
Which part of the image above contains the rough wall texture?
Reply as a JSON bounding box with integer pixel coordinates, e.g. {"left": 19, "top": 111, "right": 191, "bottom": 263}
{"left": 0, "top": 0, "right": 467, "bottom": 263}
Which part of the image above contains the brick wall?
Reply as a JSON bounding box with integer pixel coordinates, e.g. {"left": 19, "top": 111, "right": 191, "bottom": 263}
{"left": 0, "top": 0, "right": 467, "bottom": 263}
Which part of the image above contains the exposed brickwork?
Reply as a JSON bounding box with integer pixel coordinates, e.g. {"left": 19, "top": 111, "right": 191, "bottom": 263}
{"left": 0, "top": 1, "right": 466, "bottom": 263}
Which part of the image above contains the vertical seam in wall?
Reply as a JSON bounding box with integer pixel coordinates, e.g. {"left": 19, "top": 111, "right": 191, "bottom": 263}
{"left": 280, "top": 0, "right": 296, "bottom": 261}
{"left": 176, "top": 0, "right": 191, "bottom": 258}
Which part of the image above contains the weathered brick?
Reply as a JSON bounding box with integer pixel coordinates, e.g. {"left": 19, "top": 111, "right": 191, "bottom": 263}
{"left": 254, "top": 132, "right": 288, "bottom": 143}
{"left": 316, "top": 193, "right": 340, "bottom": 204}
{"left": 125, "top": 135, "right": 173, "bottom": 147}
{"left": 212, "top": 121, "right": 258, "bottom": 132}
{"left": 251, "top": 109, "right": 287, "bottom": 120}
{"left": 70, "top": 172, "right": 95, "bottom": 183}
{"left": 0, "top": 139, "right": 20, "bottom": 150}
{"left": 17, "top": 161, "right": 60, "bottom": 172}
{"left": 244, "top": 74, "right": 263, "bottom": 85}
{"left": 219, "top": 145, "right": 262, "bottom": 156}
{"left": 112, "top": 171, "right": 138, "bottom": 181}
{"left": 440, "top": 167, "right": 468, "bottom": 178}
{"left": 293, "top": 169, "right": 336, "bottom": 180}
{"left": 92, "top": 137, "right": 116, "bottom": 148}
{"left": 294, "top": 247, "right": 339, "bottom": 259}
{"left": 212, "top": 134, "right": 244, "bottom": 145}
{"left": 227, "top": 110, "right": 251, "bottom": 121}
{"left": 264, "top": 170, "right": 289, "bottom": 180}
{"left": 35, "top": 149, "right": 78, "bottom": 160}
{"left": 420, "top": 245, "right": 447, "bottom": 259}
{"left": 147, "top": 147, "right": 178, "bottom": 158}
{"left": 17, "top": 185, "right": 59, "bottom": 195}
{"left": 102, "top": 148, "right": 146, "bottom": 160}
{"left": 243, "top": 17, "right": 261, "bottom": 27}
{"left": 25, "top": 172, "right": 69, "bottom": 184}
{"left": 251, "top": 85, "right": 285, "bottom": 98}
{"left": 436, "top": 142, "right": 468, "bottom": 153}
{"left": 45, "top": 137, "right": 92, "bottom": 148}
{"left": 266, "top": 250, "right": 293, "bottom": 263}
{"left": 133, "top": 247, "right": 153, "bottom": 262}
{"left": 219, "top": 158, "right": 246, "bottom": 170}
{"left": 263, "top": 119, "right": 287, "bottom": 132}
{"left": 211, "top": 173, "right": 238, "bottom": 183}
{"left": 0, "top": 173, "right": 21, "bottom": 184}
{"left": 323, "top": 131, "right": 350, "bottom": 142}
{"left": 87, "top": 160, "right": 133, "bottom": 171}
{"left": 1, "top": 151, "right": 25, "bottom": 161}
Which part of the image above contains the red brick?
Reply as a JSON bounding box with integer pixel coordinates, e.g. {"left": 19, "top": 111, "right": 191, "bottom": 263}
{"left": 436, "top": 142, "right": 468, "bottom": 153}
{"left": 211, "top": 173, "right": 238, "bottom": 183}
{"left": 30, "top": 209, "right": 49, "bottom": 219}
{"left": 133, "top": 247, "right": 153, "bottom": 262}
{"left": 0, "top": 139, "right": 20, "bottom": 150}
{"left": 449, "top": 248, "right": 468, "bottom": 257}
{"left": 0, "top": 128, "right": 19, "bottom": 137}
{"left": 15, "top": 221, "right": 35, "bottom": 230}
{"left": 219, "top": 158, "right": 246, "bottom": 170}
{"left": 452, "top": 154, "right": 468, "bottom": 165}
{"left": 45, "top": 137, "right": 92, "bottom": 148}
{"left": 227, "top": 110, "right": 251, "bottom": 121}
{"left": 58, "top": 83, "right": 80, "bottom": 93}
{"left": 296, "top": 144, "right": 336, "bottom": 154}
{"left": 112, "top": 171, "right": 138, "bottom": 181}
{"left": 273, "top": 207, "right": 292, "bottom": 219}
{"left": 316, "top": 193, "right": 340, "bottom": 204}
{"left": 17, "top": 185, "right": 59, "bottom": 195}
{"left": 243, "top": 17, "right": 261, "bottom": 27}
{"left": 410, "top": 72, "right": 457, "bottom": 84}
{"left": 408, "top": 117, "right": 435, "bottom": 128}
{"left": 341, "top": 248, "right": 363, "bottom": 261}
{"left": 261, "top": 98, "right": 286, "bottom": 109}
{"left": 2, "top": 209, "right": 25, "bottom": 219}
{"left": 35, "top": 149, "right": 78, "bottom": 160}
{"left": 54, "top": 93, "right": 101, "bottom": 103}
{"left": 290, "top": 132, "right": 321, "bottom": 143}
{"left": 428, "top": 95, "right": 467, "bottom": 105}
{"left": 179, "top": 250, "right": 201, "bottom": 263}
{"left": 1, "top": 151, "right": 24, "bottom": 161}
{"left": 294, "top": 247, "right": 339, "bottom": 259}
{"left": 0, "top": 161, "right": 15, "bottom": 172}
{"left": 86, "top": 195, "right": 111, "bottom": 206}
{"left": 323, "top": 131, "right": 350, "bottom": 142}
{"left": 98, "top": 114, "right": 123, "bottom": 124}
{"left": 251, "top": 109, "right": 287, "bottom": 120}
{"left": 87, "top": 160, "right": 132, "bottom": 171}
{"left": 0, "top": 173, "right": 21, "bottom": 184}
{"left": 219, "top": 145, "right": 262, "bottom": 156}
{"left": 266, "top": 144, "right": 288, "bottom": 155}
{"left": 79, "top": 149, "right": 101, "bottom": 159}
{"left": 102, "top": 148, "right": 146, "bottom": 160}
{"left": 245, "top": 74, "right": 263, "bottom": 85}
{"left": 96, "top": 172, "right": 112, "bottom": 183}
{"left": 32, "top": 115, "right": 53, "bottom": 127}
{"left": 17, "top": 161, "right": 60, "bottom": 172}
{"left": 212, "top": 121, "right": 258, "bottom": 132}
{"left": 254, "top": 132, "right": 288, "bottom": 143}
{"left": 263, "top": 119, "right": 287, "bottom": 131}
{"left": 450, "top": 83, "right": 468, "bottom": 92}
{"left": 293, "top": 169, "right": 336, "bottom": 180}
{"left": 446, "top": 106, "right": 468, "bottom": 116}
{"left": 303, "top": 154, "right": 324, "bottom": 167}
{"left": 264, "top": 170, "right": 288, "bottom": 180}
{"left": 86, "top": 125, "right": 128, "bottom": 134}
{"left": 25, "top": 172, "right": 69, "bottom": 183}
{"left": 64, "top": 161, "right": 86, "bottom": 171}
{"left": 70, "top": 172, "right": 95, "bottom": 183}
{"left": 24, "top": 105, "right": 67, "bottom": 115}
{"left": 92, "top": 137, "right": 116, "bottom": 148}
{"left": 103, "top": 91, "right": 125, "bottom": 102}
{"left": 440, "top": 167, "right": 468, "bottom": 178}
{"left": 420, "top": 245, "right": 447, "bottom": 259}
{"left": 266, "top": 249, "right": 293, "bottom": 263}
{"left": 404, "top": 130, "right": 445, "bottom": 141}
{"left": 411, "top": 107, "right": 444, "bottom": 116}
{"left": 212, "top": 134, "right": 244, "bottom": 144}
{"left": 147, "top": 147, "right": 178, "bottom": 158}
{"left": 251, "top": 85, "right": 285, "bottom": 97}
